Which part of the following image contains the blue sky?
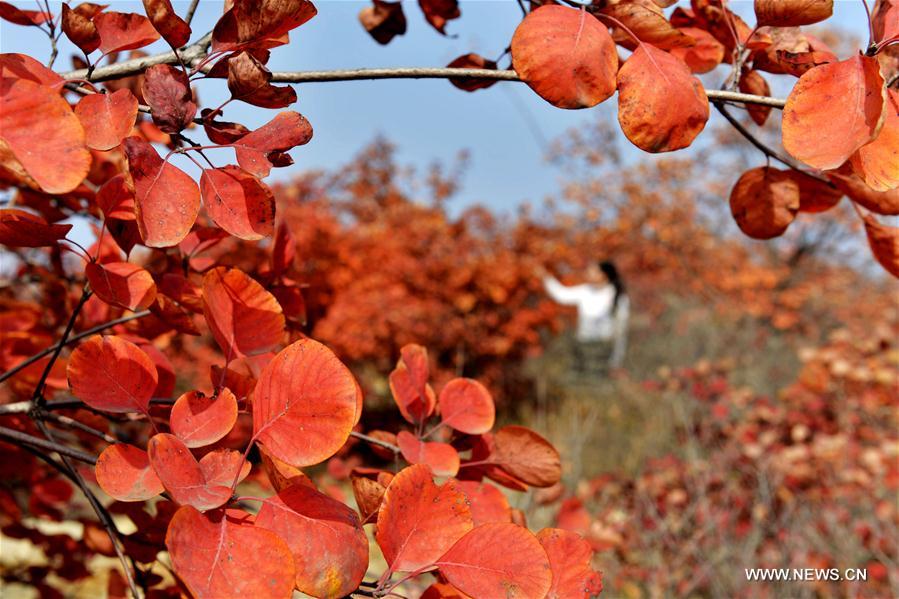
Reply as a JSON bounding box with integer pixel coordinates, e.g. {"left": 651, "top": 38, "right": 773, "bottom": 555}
{"left": 0, "top": 1, "right": 872, "bottom": 216}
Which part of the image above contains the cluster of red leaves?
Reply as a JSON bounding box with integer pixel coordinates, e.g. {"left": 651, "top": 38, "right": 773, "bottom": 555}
{"left": 544, "top": 323, "right": 898, "bottom": 597}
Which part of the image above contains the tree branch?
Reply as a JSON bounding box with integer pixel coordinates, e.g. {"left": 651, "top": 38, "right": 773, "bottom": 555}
{"left": 350, "top": 431, "right": 401, "bottom": 454}
{"left": 0, "top": 425, "right": 97, "bottom": 464}
{"left": 32, "top": 288, "right": 92, "bottom": 407}
{"left": 0, "top": 310, "right": 151, "bottom": 386}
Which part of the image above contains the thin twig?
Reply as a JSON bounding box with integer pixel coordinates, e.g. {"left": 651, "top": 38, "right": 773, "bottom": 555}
{"left": 32, "top": 288, "right": 92, "bottom": 407}
{"left": 0, "top": 396, "right": 175, "bottom": 415}
{"left": 350, "top": 431, "right": 401, "bottom": 454}
{"left": 41, "top": 410, "right": 117, "bottom": 444}
{"left": 0, "top": 425, "right": 97, "bottom": 464}
{"left": 184, "top": 0, "right": 201, "bottom": 26}
{"left": 0, "top": 310, "right": 151, "bottom": 385}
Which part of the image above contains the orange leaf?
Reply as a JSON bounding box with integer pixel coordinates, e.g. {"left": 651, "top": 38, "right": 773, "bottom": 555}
{"left": 782, "top": 54, "right": 886, "bottom": 170}
{"left": 200, "top": 165, "right": 275, "bottom": 240}
{"left": 147, "top": 433, "right": 233, "bottom": 510}
{"left": 397, "top": 430, "right": 460, "bottom": 477}
{"left": 435, "top": 523, "right": 552, "bottom": 598}
{"left": 388, "top": 343, "right": 435, "bottom": 425}
{"left": 0, "top": 78, "right": 91, "bottom": 194}
{"left": 490, "top": 425, "right": 562, "bottom": 488}
{"left": 166, "top": 506, "right": 296, "bottom": 599}
{"left": 863, "top": 214, "right": 899, "bottom": 278}
{"left": 198, "top": 448, "right": 251, "bottom": 487}
{"left": 827, "top": 163, "right": 899, "bottom": 215}
{"left": 259, "top": 445, "right": 315, "bottom": 493}
{"left": 754, "top": 0, "right": 833, "bottom": 27}
{"left": 94, "top": 11, "right": 160, "bottom": 55}
{"left": 850, "top": 91, "right": 899, "bottom": 192}
{"left": 255, "top": 484, "right": 369, "bottom": 598}
{"left": 669, "top": 26, "right": 725, "bottom": 73}
{"left": 791, "top": 170, "right": 843, "bottom": 213}
{"left": 0, "top": 53, "right": 63, "bottom": 86}
{"left": 169, "top": 389, "right": 238, "bottom": 448}
{"left": 0, "top": 209, "right": 71, "bottom": 247}
{"left": 438, "top": 377, "right": 494, "bottom": 434}
{"left": 95, "top": 443, "right": 164, "bottom": 502}
{"left": 599, "top": 0, "right": 694, "bottom": 50}
{"left": 67, "top": 335, "right": 158, "bottom": 414}
{"left": 376, "top": 464, "right": 473, "bottom": 572}
{"left": 202, "top": 266, "right": 285, "bottom": 358}
{"left": 350, "top": 470, "right": 387, "bottom": 524}
{"left": 456, "top": 480, "right": 511, "bottom": 526}
{"left": 739, "top": 70, "right": 772, "bottom": 126}
{"left": 729, "top": 167, "right": 800, "bottom": 239}
{"left": 85, "top": 261, "right": 157, "bottom": 311}
{"left": 617, "top": 43, "right": 709, "bottom": 152}
{"left": 74, "top": 89, "right": 138, "bottom": 151}
{"left": 122, "top": 136, "right": 200, "bottom": 247}
{"left": 537, "top": 528, "right": 603, "bottom": 599}
{"left": 253, "top": 338, "right": 358, "bottom": 467}
{"left": 511, "top": 5, "right": 618, "bottom": 109}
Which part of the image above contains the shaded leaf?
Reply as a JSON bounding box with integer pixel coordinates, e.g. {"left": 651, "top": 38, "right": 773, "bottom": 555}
{"left": 95, "top": 443, "right": 164, "bottom": 502}
{"left": 259, "top": 445, "right": 315, "bottom": 493}
{"left": 511, "top": 6, "right": 618, "bottom": 109}
{"left": 227, "top": 51, "right": 296, "bottom": 108}
{"left": 68, "top": 335, "right": 157, "bottom": 414}
{"left": 599, "top": 0, "right": 694, "bottom": 50}
{"left": 94, "top": 11, "right": 160, "bottom": 55}
{"left": 253, "top": 338, "right": 358, "bottom": 467}
{"left": 212, "top": 0, "right": 317, "bottom": 52}
{"left": 200, "top": 165, "right": 275, "bottom": 240}
{"left": 358, "top": 0, "right": 406, "bottom": 45}
{"left": 791, "top": 170, "right": 843, "bottom": 213}
{"left": 782, "top": 54, "right": 886, "bottom": 170}
{"left": 202, "top": 266, "right": 285, "bottom": 358}
{"left": 376, "top": 464, "right": 473, "bottom": 572}
{"left": 754, "top": 0, "right": 833, "bottom": 27}
{"left": 491, "top": 425, "right": 562, "bottom": 488}
{"left": 95, "top": 173, "right": 136, "bottom": 220}
{"left": 617, "top": 42, "right": 709, "bottom": 152}
{"left": 142, "top": 0, "right": 190, "bottom": 48}
{"left": 142, "top": 64, "right": 197, "bottom": 134}
{"left": 446, "top": 53, "right": 498, "bottom": 92}
{"left": 166, "top": 506, "right": 296, "bottom": 599}
{"left": 0, "top": 1, "right": 50, "bottom": 26}
{"left": 74, "top": 89, "right": 139, "bottom": 151}
{"left": 0, "top": 78, "right": 91, "bottom": 194}
{"left": 61, "top": 3, "right": 101, "bottom": 54}
{"left": 350, "top": 471, "right": 387, "bottom": 524}
{"left": 85, "top": 261, "right": 157, "bottom": 310}
{"left": 389, "top": 343, "right": 435, "bottom": 425}
{"left": 850, "top": 91, "right": 899, "bottom": 192}
{"left": 729, "top": 167, "right": 800, "bottom": 239}
{"left": 435, "top": 523, "right": 552, "bottom": 598}
{"left": 419, "top": 0, "right": 459, "bottom": 34}
{"left": 255, "top": 484, "right": 369, "bottom": 598}
{"left": 123, "top": 136, "right": 201, "bottom": 247}
{"left": 828, "top": 163, "right": 899, "bottom": 215}
{"left": 863, "top": 214, "right": 899, "bottom": 278}
{"left": 170, "top": 389, "right": 238, "bottom": 448}
{"left": 738, "top": 70, "right": 772, "bottom": 126}
{"left": 0, "top": 209, "right": 71, "bottom": 247}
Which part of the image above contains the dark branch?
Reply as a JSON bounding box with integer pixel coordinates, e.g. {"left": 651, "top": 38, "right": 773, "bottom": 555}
{"left": 0, "top": 425, "right": 98, "bottom": 464}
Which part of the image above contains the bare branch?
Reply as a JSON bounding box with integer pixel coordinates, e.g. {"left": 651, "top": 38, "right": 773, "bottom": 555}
{"left": 0, "top": 425, "right": 98, "bottom": 464}
{"left": 184, "top": 0, "right": 201, "bottom": 26}
{"left": 350, "top": 430, "right": 401, "bottom": 453}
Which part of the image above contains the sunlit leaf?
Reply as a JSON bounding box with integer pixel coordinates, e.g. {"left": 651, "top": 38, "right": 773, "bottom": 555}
{"left": 95, "top": 443, "right": 164, "bottom": 502}
{"left": 169, "top": 389, "right": 238, "bottom": 448}
{"left": 68, "top": 335, "right": 157, "bottom": 414}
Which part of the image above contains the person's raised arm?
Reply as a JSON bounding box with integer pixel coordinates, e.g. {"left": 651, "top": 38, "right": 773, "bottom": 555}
{"left": 541, "top": 271, "right": 584, "bottom": 305}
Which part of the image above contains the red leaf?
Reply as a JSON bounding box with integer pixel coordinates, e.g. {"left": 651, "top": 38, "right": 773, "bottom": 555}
{"left": 74, "top": 89, "right": 139, "bottom": 151}
{"left": 200, "top": 166, "right": 275, "bottom": 240}
{"left": 435, "top": 523, "right": 552, "bottom": 598}
{"left": 0, "top": 1, "right": 50, "bottom": 26}
{"left": 166, "top": 506, "right": 296, "bottom": 599}
{"left": 863, "top": 214, "right": 899, "bottom": 278}
{"left": 141, "top": 64, "right": 197, "bottom": 134}
{"left": 198, "top": 448, "right": 251, "bottom": 487}
{"left": 358, "top": 0, "right": 406, "bottom": 45}
{"left": 169, "top": 389, "right": 238, "bottom": 448}
{"left": 258, "top": 445, "right": 314, "bottom": 493}
{"left": 729, "top": 167, "right": 800, "bottom": 239}
{"left": 0, "top": 78, "right": 91, "bottom": 194}
{"left": 456, "top": 480, "right": 512, "bottom": 526}
{"left": 95, "top": 173, "right": 136, "bottom": 220}
{"left": 0, "top": 53, "right": 63, "bottom": 86}
{"left": 227, "top": 51, "right": 296, "bottom": 108}
{"left": 0, "top": 209, "right": 71, "bottom": 247}
{"left": 67, "top": 335, "right": 158, "bottom": 414}
{"left": 147, "top": 433, "right": 232, "bottom": 510}
{"left": 94, "top": 11, "right": 160, "bottom": 55}
{"left": 142, "top": 0, "right": 191, "bottom": 48}
{"left": 375, "top": 464, "right": 473, "bottom": 572}
{"left": 511, "top": 6, "right": 618, "bottom": 109}
{"left": 418, "top": 0, "right": 459, "bottom": 34}
{"left": 850, "top": 91, "right": 899, "bottom": 192}
{"left": 202, "top": 266, "right": 285, "bottom": 358}
{"left": 61, "top": 3, "right": 101, "bottom": 55}
{"left": 537, "top": 528, "right": 602, "bottom": 599}
{"left": 255, "top": 484, "right": 369, "bottom": 598}
{"left": 617, "top": 43, "right": 709, "bottom": 153}
{"left": 446, "top": 53, "right": 498, "bottom": 92}
{"left": 438, "top": 377, "right": 494, "bottom": 434}
{"left": 782, "top": 54, "right": 887, "bottom": 170}
{"left": 95, "top": 443, "right": 164, "bottom": 502}
{"left": 85, "top": 261, "right": 157, "bottom": 311}
{"left": 211, "top": 0, "right": 317, "bottom": 53}
{"left": 271, "top": 220, "right": 295, "bottom": 275}
{"left": 397, "top": 430, "right": 460, "bottom": 477}
{"left": 252, "top": 338, "right": 358, "bottom": 467}
{"left": 232, "top": 111, "right": 313, "bottom": 178}
{"left": 754, "top": 0, "right": 833, "bottom": 27}
{"left": 201, "top": 110, "right": 250, "bottom": 144}
{"left": 490, "top": 425, "right": 562, "bottom": 488}
{"left": 122, "top": 136, "right": 200, "bottom": 247}
{"left": 388, "top": 343, "right": 435, "bottom": 425}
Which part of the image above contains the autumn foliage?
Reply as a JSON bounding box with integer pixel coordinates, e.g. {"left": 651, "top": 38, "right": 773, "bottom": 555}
{"left": 0, "top": 0, "right": 898, "bottom": 597}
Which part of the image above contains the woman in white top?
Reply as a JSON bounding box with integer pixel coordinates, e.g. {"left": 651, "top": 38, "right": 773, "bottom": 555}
{"left": 541, "top": 261, "right": 629, "bottom": 373}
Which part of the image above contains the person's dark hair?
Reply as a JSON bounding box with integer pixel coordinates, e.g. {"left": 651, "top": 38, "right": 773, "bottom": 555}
{"left": 599, "top": 260, "right": 626, "bottom": 312}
